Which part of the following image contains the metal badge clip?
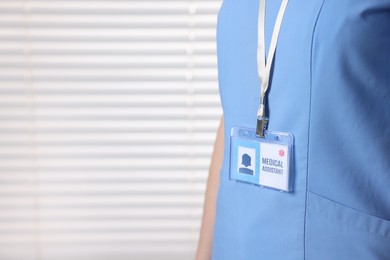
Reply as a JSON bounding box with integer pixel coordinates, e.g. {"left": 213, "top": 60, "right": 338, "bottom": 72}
{"left": 256, "top": 116, "right": 269, "bottom": 137}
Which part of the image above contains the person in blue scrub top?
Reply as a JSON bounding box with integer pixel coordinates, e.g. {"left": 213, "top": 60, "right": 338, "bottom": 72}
{"left": 196, "top": 0, "right": 390, "bottom": 259}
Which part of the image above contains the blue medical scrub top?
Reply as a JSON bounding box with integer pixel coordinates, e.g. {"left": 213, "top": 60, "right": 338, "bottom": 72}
{"left": 212, "top": 0, "right": 390, "bottom": 259}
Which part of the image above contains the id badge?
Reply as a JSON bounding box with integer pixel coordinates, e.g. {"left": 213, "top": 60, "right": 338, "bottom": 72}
{"left": 230, "top": 126, "right": 294, "bottom": 192}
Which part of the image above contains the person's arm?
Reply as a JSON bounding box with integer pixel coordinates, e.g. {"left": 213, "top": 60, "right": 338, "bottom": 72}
{"left": 195, "top": 116, "right": 224, "bottom": 260}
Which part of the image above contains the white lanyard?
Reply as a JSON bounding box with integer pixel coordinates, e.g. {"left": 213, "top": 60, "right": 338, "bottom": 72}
{"left": 256, "top": 0, "right": 289, "bottom": 136}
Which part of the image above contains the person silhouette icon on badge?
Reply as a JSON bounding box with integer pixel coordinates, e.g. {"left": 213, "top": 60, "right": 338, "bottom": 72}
{"left": 239, "top": 153, "right": 254, "bottom": 175}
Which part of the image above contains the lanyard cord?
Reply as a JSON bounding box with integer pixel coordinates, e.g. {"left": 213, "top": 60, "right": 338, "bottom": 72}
{"left": 256, "top": 0, "right": 289, "bottom": 137}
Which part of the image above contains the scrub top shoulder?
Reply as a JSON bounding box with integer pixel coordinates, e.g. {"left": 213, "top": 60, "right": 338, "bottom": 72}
{"left": 213, "top": 0, "right": 390, "bottom": 259}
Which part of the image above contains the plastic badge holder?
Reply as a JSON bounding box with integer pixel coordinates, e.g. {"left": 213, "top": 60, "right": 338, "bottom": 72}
{"left": 230, "top": 126, "right": 294, "bottom": 192}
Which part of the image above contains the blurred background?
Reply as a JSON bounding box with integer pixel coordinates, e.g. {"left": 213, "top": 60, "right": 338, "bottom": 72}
{"left": 0, "top": 0, "right": 222, "bottom": 259}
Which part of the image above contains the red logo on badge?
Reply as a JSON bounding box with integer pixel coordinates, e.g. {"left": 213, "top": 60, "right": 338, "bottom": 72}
{"left": 279, "top": 149, "right": 285, "bottom": 157}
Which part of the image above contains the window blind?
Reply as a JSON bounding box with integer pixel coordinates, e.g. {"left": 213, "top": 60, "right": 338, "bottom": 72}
{"left": 0, "top": 1, "right": 222, "bottom": 259}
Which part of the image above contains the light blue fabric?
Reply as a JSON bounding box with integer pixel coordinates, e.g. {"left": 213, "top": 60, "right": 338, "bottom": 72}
{"left": 212, "top": 0, "right": 390, "bottom": 259}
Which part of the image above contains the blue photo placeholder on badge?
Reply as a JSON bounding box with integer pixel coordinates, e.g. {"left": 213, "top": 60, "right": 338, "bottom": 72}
{"left": 230, "top": 138, "right": 260, "bottom": 185}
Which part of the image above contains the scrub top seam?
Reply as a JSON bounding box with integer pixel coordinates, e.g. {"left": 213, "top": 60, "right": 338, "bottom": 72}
{"left": 303, "top": 1, "right": 326, "bottom": 259}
